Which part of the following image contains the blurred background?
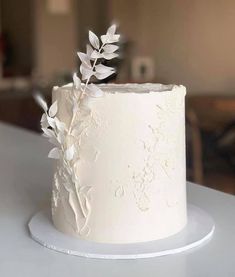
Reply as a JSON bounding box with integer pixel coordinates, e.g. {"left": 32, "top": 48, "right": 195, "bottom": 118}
{"left": 0, "top": 0, "right": 235, "bottom": 194}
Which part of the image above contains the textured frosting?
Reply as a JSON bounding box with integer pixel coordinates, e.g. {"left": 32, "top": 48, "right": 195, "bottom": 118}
{"left": 52, "top": 83, "right": 187, "bottom": 243}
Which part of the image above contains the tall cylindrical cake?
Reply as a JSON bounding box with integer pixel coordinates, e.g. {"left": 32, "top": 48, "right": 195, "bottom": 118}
{"left": 51, "top": 83, "right": 187, "bottom": 243}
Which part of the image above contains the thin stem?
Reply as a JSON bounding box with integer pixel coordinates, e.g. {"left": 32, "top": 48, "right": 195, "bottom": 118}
{"left": 81, "top": 43, "right": 105, "bottom": 94}
{"left": 68, "top": 43, "right": 105, "bottom": 135}
{"left": 68, "top": 86, "right": 76, "bottom": 134}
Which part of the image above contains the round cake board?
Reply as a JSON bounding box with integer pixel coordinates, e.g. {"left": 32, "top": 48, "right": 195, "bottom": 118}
{"left": 28, "top": 204, "right": 214, "bottom": 260}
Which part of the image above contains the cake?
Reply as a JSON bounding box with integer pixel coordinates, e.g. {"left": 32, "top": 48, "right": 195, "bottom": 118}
{"left": 37, "top": 25, "right": 187, "bottom": 244}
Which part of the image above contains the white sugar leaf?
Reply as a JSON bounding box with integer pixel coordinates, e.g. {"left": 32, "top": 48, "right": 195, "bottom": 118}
{"left": 54, "top": 117, "right": 66, "bottom": 132}
{"left": 79, "top": 225, "right": 90, "bottom": 236}
{"left": 65, "top": 144, "right": 75, "bottom": 161}
{"left": 48, "top": 147, "right": 60, "bottom": 159}
{"left": 63, "top": 182, "right": 73, "bottom": 192}
{"left": 57, "top": 132, "right": 65, "bottom": 144}
{"left": 34, "top": 93, "right": 48, "bottom": 112}
{"left": 49, "top": 101, "right": 58, "bottom": 117}
{"left": 77, "top": 52, "right": 91, "bottom": 67}
{"left": 73, "top": 159, "right": 81, "bottom": 169}
{"left": 103, "top": 44, "right": 118, "bottom": 53}
{"left": 86, "top": 44, "right": 93, "bottom": 57}
{"left": 73, "top": 73, "right": 81, "bottom": 89}
{"left": 80, "top": 63, "right": 94, "bottom": 80}
{"left": 87, "top": 84, "right": 104, "bottom": 97}
{"left": 90, "top": 50, "right": 102, "bottom": 59}
{"left": 102, "top": 52, "right": 119, "bottom": 60}
{"left": 101, "top": 34, "right": 120, "bottom": 44}
{"left": 95, "top": 70, "right": 115, "bottom": 80}
{"left": 42, "top": 128, "right": 55, "bottom": 138}
{"left": 84, "top": 197, "right": 91, "bottom": 216}
{"left": 89, "top": 31, "right": 100, "bottom": 49}
{"left": 95, "top": 64, "right": 114, "bottom": 74}
{"left": 107, "top": 24, "right": 117, "bottom": 36}
{"left": 138, "top": 193, "right": 150, "bottom": 211}
{"left": 40, "top": 113, "right": 47, "bottom": 123}
{"left": 49, "top": 136, "right": 59, "bottom": 146}
{"left": 40, "top": 113, "right": 49, "bottom": 129}
{"left": 101, "top": 35, "right": 108, "bottom": 44}
{"left": 47, "top": 116, "right": 56, "bottom": 128}
{"left": 109, "top": 34, "right": 120, "bottom": 43}
{"left": 41, "top": 121, "right": 49, "bottom": 129}
{"left": 79, "top": 185, "right": 92, "bottom": 194}
{"left": 41, "top": 120, "right": 49, "bottom": 129}
{"left": 115, "top": 186, "right": 124, "bottom": 198}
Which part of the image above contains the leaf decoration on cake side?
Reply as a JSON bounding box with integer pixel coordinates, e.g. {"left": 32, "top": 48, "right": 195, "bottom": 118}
{"left": 35, "top": 24, "right": 120, "bottom": 236}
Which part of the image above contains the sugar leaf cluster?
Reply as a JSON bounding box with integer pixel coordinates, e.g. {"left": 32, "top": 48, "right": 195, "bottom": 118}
{"left": 73, "top": 24, "right": 120, "bottom": 98}
{"left": 35, "top": 24, "right": 120, "bottom": 161}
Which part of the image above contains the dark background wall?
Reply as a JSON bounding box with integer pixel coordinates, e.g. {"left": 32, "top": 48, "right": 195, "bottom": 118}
{"left": 0, "top": 0, "right": 33, "bottom": 76}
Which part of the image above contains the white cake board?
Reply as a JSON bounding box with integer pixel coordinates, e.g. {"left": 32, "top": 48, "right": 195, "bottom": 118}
{"left": 28, "top": 204, "right": 214, "bottom": 260}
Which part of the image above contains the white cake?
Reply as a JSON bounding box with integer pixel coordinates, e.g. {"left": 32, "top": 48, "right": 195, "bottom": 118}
{"left": 51, "top": 83, "right": 187, "bottom": 244}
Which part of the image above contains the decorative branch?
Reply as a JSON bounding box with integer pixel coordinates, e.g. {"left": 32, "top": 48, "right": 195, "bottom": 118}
{"left": 34, "top": 24, "right": 120, "bottom": 235}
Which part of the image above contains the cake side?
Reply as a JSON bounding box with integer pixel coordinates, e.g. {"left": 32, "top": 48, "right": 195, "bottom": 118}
{"left": 51, "top": 83, "right": 187, "bottom": 243}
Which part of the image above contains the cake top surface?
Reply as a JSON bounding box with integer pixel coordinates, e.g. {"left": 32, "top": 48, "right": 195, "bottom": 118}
{"left": 54, "top": 83, "right": 186, "bottom": 95}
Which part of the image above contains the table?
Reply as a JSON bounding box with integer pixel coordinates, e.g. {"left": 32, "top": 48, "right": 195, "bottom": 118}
{"left": 0, "top": 122, "right": 234, "bottom": 276}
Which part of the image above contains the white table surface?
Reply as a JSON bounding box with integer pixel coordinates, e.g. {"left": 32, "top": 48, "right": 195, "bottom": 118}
{"left": 0, "top": 122, "right": 234, "bottom": 277}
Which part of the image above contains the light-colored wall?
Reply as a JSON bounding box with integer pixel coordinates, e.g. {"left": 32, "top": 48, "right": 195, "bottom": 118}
{"left": 110, "top": 0, "right": 235, "bottom": 95}
{"left": 34, "top": 0, "right": 77, "bottom": 81}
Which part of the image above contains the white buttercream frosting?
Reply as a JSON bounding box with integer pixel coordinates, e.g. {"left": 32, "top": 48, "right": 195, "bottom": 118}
{"left": 52, "top": 83, "right": 187, "bottom": 243}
